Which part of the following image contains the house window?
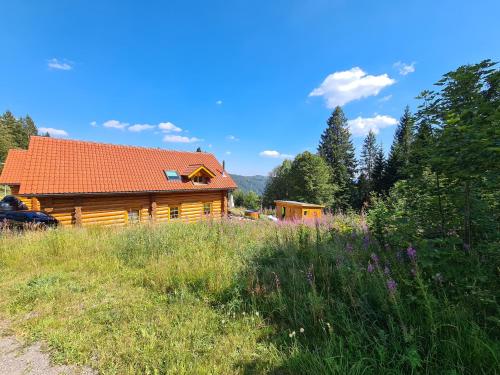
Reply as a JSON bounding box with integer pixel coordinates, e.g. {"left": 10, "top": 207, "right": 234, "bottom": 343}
{"left": 193, "top": 175, "right": 209, "bottom": 184}
{"left": 170, "top": 206, "right": 179, "bottom": 220}
{"left": 203, "top": 202, "right": 212, "bottom": 215}
{"left": 165, "top": 170, "right": 181, "bottom": 181}
{"left": 128, "top": 209, "right": 140, "bottom": 224}
{"left": 303, "top": 210, "right": 308, "bottom": 216}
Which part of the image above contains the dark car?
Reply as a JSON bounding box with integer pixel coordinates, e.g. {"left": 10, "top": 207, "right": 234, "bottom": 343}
{"left": 0, "top": 210, "right": 59, "bottom": 229}
{"left": 0, "top": 195, "right": 28, "bottom": 211}
{"left": 0, "top": 196, "right": 58, "bottom": 229}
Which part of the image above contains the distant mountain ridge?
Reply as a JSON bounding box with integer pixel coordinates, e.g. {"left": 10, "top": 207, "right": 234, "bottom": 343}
{"left": 230, "top": 174, "right": 269, "bottom": 195}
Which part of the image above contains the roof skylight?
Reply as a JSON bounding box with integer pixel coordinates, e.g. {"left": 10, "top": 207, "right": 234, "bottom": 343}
{"left": 164, "top": 170, "right": 181, "bottom": 181}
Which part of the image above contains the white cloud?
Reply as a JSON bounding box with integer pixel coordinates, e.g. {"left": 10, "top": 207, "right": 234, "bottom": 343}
{"left": 309, "top": 67, "right": 395, "bottom": 108}
{"left": 347, "top": 115, "right": 398, "bottom": 136}
{"left": 225, "top": 151, "right": 231, "bottom": 155}
{"left": 259, "top": 150, "right": 293, "bottom": 159}
{"left": 103, "top": 119, "right": 129, "bottom": 129}
{"left": 128, "top": 123, "right": 155, "bottom": 132}
{"left": 208, "top": 144, "right": 213, "bottom": 148}
{"left": 163, "top": 135, "right": 202, "bottom": 143}
{"left": 47, "top": 58, "right": 72, "bottom": 71}
{"left": 90, "top": 121, "right": 97, "bottom": 127}
{"left": 216, "top": 100, "right": 223, "bottom": 105}
{"left": 226, "top": 135, "right": 239, "bottom": 141}
{"left": 393, "top": 61, "right": 416, "bottom": 76}
{"left": 379, "top": 94, "right": 392, "bottom": 102}
{"left": 39, "top": 127, "right": 69, "bottom": 137}
{"left": 158, "top": 122, "right": 182, "bottom": 132}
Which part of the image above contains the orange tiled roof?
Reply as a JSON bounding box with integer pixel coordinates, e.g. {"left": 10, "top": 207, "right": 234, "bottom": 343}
{"left": 0, "top": 137, "right": 237, "bottom": 195}
{"left": 0, "top": 149, "right": 28, "bottom": 184}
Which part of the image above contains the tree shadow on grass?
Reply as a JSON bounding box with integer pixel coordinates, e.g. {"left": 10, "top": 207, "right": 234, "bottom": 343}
{"left": 219, "top": 224, "right": 387, "bottom": 374}
{"left": 220, "top": 222, "right": 500, "bottom": 375}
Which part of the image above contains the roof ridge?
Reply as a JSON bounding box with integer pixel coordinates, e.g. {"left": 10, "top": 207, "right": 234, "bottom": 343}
{"left": 30, "top": 136, "right": 215, "bottom": 156}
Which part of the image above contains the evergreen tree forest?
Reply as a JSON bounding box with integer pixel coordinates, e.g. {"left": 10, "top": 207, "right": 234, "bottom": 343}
{"left": 263, "top": 59, "right": 499, "bottom": 249}
{"left": 0, "top": 110, "right": 41, "bottom": 169}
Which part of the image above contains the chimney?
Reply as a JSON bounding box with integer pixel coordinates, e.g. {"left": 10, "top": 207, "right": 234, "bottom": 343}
{"left": 222, "top": 160, "right": 226, "bottom": 177}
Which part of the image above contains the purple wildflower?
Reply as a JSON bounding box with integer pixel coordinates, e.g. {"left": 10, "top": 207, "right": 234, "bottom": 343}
{"left": 370, "top": 253, "right": 379, "bottom": 265}
{"left": 367, "top": 262, "right": 375, "bottom": 273}
{"left": 383, "top": 266, "right": 390, "bottom": 275}
{"left": 387, "top": 279, "right": 397, "bottom": 295}
{"left": 396, "top": 251, "right": 403, "bottom": 262}
{"left": 407, "top": 246, "right": 417, "bottom": 261}
{"left": 363, "top": 235, "right": 370, "bottom": 249}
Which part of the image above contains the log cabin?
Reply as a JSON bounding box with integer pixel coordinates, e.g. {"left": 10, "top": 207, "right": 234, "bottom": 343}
{"left": 0, "top": 136, "right": 237, "bottom": 226}
{"left": 274, "top": 200, "right": 324, "bottom": 220}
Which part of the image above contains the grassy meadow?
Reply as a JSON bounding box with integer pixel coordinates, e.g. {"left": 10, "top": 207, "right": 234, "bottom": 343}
{"left": 0, "top": 217, "right": 498, "bottom": 374}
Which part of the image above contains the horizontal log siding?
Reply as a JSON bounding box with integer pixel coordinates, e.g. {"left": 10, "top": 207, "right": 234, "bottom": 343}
{"left": 156, "top": 191, "right": 222, "bottom": 223}
{"left": 38, "top": 197, "right": 75, "bottom": 226}
{"left": 35, "top": 191, "right": 226, "bottom": 227}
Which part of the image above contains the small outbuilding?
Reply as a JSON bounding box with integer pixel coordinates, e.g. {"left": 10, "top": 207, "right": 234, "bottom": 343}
{"left": 274, "top": 200, "right": 324, "bottom": 221}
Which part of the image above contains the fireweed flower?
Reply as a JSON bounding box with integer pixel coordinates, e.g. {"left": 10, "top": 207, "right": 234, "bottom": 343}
{"left": 387, "top": 279, "right": 397, "bottom": 295}
{"left": 384, "top": 266, "right": 391, "bottom": 275}
{"left": 407, "top": 246, "right": 417, "bottom": 261}
{"left": 363, "top": 235, "right": 370, "bottom": 249}
{"left": 367, "top": 262, "right": 375, "bottom": 273}
{"left": 370, "top": 253, "right": 379, "bottom": 265}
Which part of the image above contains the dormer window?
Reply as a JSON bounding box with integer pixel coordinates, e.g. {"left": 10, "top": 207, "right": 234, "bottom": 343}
{"left": 181, "top": 164, "right": 216, "bottom": 185}
{"left": 165, "top": 170, "right": 181, "bottom": 181}
{"left": 193, "top": 175, "right": 209, "bottom": 184}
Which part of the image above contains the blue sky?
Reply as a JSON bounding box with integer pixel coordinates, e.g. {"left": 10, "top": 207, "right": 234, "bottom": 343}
{"left": 1, "top": 0, "right": 499, "bottom": 175}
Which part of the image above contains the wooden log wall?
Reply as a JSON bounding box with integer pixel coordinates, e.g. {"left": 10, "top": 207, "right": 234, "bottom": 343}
{"left": 33, "top": 190, "right": 227, "bottom": 227}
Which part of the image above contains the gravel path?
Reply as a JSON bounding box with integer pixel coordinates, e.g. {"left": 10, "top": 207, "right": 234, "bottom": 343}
{"left": 0, "top": 320, "right": 95, "bottom": 375}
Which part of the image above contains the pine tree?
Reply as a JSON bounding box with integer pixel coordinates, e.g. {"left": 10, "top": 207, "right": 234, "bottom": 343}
{"left": 360, "top": 130, "right": 378, "bottom": 185}
{"left": 21, "top": 115, "right": 38, "bottom": 148}
{"left": 0, "top": 111, "right": 17, "bottom": 165}
{"left": 0, "top": 123, "right": 14, "bottom": 165}
{"left": 371, "top": 144, "right": 386, "bottom": 194}
{"left": 318, "top": 106, "right": 356, "bottom": 210}
{"left": 355, "top": 130, "right": 379, "bottom": 207}
{"left": 1, "top": 111, "right": 22, "bottom": 148}
{"left": 385, "top": 106, "right": 414, "bottom": 189}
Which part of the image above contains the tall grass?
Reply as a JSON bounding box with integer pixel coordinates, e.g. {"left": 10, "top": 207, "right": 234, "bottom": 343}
{"left": 0, "top": 217, "right": 497, "bottom": 374}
